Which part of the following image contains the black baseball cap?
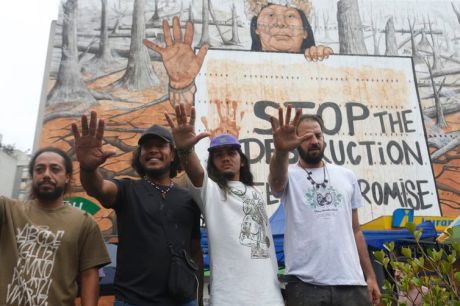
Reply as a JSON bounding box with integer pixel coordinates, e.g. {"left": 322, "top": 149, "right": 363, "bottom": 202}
{"left": 138, "top": 125, "right": 173, "bottom": 145}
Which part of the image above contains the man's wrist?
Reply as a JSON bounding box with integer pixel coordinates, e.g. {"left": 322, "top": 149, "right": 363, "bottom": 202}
{"left": 80, "top": 166, "right": 97, "bottom": 172}
{"left": 176, "top": 147, "right": 194, "bottom": 157}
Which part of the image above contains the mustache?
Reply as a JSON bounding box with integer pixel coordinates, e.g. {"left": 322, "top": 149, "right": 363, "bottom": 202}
{"left": 38, "top": 179, "right": 56, "bottom": 187}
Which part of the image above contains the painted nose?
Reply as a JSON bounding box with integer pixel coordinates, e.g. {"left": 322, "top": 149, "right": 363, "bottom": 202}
{"left": 275, "top": 14, "right": 287, "bottom": 28}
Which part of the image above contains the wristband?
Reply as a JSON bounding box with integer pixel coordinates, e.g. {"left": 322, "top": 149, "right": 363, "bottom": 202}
{"left": 176, "top": 147, "right": 194, "bottom": 157}
{"left": 168, "top": 82, "right": 196, "bottom": 94}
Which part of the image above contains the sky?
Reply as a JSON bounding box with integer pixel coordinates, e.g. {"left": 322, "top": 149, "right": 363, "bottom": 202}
{"left": 0, "top": 0, "right": 61, "bottom": 152}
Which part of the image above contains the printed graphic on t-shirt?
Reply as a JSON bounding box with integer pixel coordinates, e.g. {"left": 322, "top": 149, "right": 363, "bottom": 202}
{"left": 304, "top": 185, "right": 343, "bottom": 218}
{"left": 6, "top": 223, "right": 64, "bottom": 306}
{"left": 230, "top": 186, "right": 270, "bottom": 259}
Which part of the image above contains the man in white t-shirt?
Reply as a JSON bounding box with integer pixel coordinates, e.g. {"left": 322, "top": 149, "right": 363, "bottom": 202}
{"left": 164, "top": 104, "right": 284, "bottom": 306}
{"left": 268, "top": 105, "right": 381, "bottom": 306}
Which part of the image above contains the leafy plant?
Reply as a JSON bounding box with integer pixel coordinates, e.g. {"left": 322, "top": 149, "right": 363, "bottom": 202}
{"left": 373, "top": 223, "right": 460, "bottom": 306}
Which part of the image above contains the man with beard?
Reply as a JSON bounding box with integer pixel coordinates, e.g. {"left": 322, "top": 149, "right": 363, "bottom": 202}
{"left": 71, "top": 112, "right": 202, "bottom": 306}
{"left": 164, "top": 103, "right": 284, "bottom": 306}
{"left": 268, "top": 106, "right": 381, "bottom": 306}
{"left": 0, "top": 147, "right": 110, "bottom": 306}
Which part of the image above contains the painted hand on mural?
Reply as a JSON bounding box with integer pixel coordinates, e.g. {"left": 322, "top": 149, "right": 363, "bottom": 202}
{"left": 71, "top": 111, "right": 116, "bottom": 171}
{"left": 270, "top": 104, "right": 312, "bottom": 153}
{"left": 165, "top": 103, "right": 210, "bottom": 150}
{"left": 304, "top": 45, "right": 333, "bottom": 61}
{"left": 201, "top": 99, "right": 245, "bottom": 138}
{"left": 143, "top": 17, "right": 208, "bottom": 89}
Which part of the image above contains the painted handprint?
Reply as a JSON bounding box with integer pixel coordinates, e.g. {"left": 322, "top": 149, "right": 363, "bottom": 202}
{"left": 201, "top": 98, "right": 245, "bottom": 138}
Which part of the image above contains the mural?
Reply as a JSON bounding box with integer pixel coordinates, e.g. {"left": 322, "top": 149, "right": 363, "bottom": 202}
{"left": 38, "top": 0, "right": 460, "bottom": 240}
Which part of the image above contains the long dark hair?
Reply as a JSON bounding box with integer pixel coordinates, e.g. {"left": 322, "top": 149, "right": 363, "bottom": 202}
{"left": 250, "top": 4, "right": 316, "bottom": 52}
{"left": 131, "top": 145, "right": 179, "bottom": 178}
{"left": 28, "top": 147, "right": 73, "bottom": 195}
{"left": 207, "top": 148, "right": 254, "bottom": 193}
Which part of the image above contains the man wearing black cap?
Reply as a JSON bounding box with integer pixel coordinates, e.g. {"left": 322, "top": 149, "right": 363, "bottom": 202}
{"left": 71, "top": 111, "right": 202, "bottom": 306}
{"left": 164, "top": 104, "right": 284, "bottom": 306}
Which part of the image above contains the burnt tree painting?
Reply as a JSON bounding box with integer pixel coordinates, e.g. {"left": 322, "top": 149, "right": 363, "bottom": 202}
{"left": 39, "top": 0, "right": 460, "bottom": 240}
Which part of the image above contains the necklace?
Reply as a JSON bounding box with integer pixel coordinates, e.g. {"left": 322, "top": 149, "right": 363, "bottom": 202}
{"left": 305, "top": 163, "right": 328, "bottom": 189}
{"left": 144, "top": 176, "right": 174, "bottom": 199}
{"left": 229, "top": 184, "right": 247, "bottom": 197}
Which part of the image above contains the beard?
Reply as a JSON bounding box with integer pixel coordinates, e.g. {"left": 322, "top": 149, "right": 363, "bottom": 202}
{"left": 145, "top": 165, "right": 170, "bottom": 178}
{"left": 32, "top": 182, "right": 65, "bottom": 202}
{"left": 297, "top": 145, "right": 324, "bottom": 165}
{"left": 222, "top": 171, "right": 236, "bottom": 180}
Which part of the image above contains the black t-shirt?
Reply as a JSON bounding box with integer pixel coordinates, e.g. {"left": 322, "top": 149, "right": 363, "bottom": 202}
{"left": 113, "top": 178, "right": 201, "bottom": 306}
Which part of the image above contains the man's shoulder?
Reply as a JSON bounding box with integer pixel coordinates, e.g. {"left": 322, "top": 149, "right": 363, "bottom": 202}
{"left": 112, "top": 177, "right": 141, "bottom": 185}
{"left": 0, "top": 195, "right": 21, "bottom": 205}
{"left": 327, "top": 163, "right": 356, "bottom": 176}
{"left": 61, "top": 204, "right": 99, "bottom": 227}
{"left": 0, "top": 196, "right": 29, "bottom": 212}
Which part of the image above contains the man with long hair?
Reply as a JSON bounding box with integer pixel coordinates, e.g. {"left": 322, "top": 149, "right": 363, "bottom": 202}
{"left": 0, "top": 147, "right": 110, "bottom": 306}
{"left": 71, "top": 113, "right": 203, "bottom": 306}
{"left": 268, "top": 105, "right": 381, "bottom": 306}
{"left": 165, "top": 103, "right": 284, "bottom": 305}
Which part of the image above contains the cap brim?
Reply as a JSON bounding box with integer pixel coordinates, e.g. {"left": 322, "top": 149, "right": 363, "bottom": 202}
{"left": 138, "top": 134, "right": 171, "bottom": 145}
{"left": 207, "top": 143, "right": 241, "bottom": 152}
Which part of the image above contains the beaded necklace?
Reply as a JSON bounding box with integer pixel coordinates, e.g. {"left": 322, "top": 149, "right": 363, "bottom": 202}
{"left": 144, "top": 175, "right": 174, "bottom": 199}
{"left": 305, "top": 162, "right": 328, "bottom": 189}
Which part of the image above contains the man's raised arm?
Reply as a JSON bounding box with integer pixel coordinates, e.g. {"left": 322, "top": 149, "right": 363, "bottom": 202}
{"left": 165, "top": 103, "right": 210, "bottom": 188}
{"left": 71, "top": 111, "right": 118, "bottom": 208}
{"left": 269, "top": 105, "right": 309, "bottom": 194}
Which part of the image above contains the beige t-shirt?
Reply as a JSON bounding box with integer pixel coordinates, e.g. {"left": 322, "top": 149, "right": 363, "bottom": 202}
{"left": 0, "top": 196, "right": 111, "bottom": 306}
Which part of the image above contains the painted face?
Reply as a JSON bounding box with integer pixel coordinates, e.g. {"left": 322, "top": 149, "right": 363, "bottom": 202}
{"left": 211, "top": 146, "right": 242, "bottom": 181}
{"left": 32, "top": 152, "right": 69, "bottom": 201}
{"left": 139, "top": 137, "right": 174, "bottom": 178}
{"left": 255, "top": 5, "right": 307, "bottom": 52}
{"left": 297, "top": 120, "right": 325, "bottom": 165}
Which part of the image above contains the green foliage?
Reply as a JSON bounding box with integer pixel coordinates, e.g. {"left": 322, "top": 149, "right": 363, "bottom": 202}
{"left": 373, "top": 222, "right": 460, "bottom": 306}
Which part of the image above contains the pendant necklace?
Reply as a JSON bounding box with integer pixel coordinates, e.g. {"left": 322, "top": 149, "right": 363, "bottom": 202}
{"left": 305, "top": 162, "right": 328, "bottom": 189}
{"left": 229, "top": 184, "right": 247, "bottom": 197}
{"left": 144, "top": 176, "right": 173, "bottom": 199}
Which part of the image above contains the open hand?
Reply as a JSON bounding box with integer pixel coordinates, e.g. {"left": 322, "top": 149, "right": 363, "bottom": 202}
{"left": 144, "top": 17, "right": 208, "bottom": 89}
{"left": 71, "top": 111, "right": 116, "bottom": 171}
{"left": 271, "top": 105, "right": 312, "bottom": 152}
{"left": 165, "top": 103, "right": 210, "bottom": 150}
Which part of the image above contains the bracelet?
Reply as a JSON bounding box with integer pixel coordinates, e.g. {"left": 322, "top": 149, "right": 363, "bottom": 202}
{"left": 176, "top": 147, "right": 194, "bottom": 157}
{"left": 168, "top": 82, "right": 196, "bottom": 94}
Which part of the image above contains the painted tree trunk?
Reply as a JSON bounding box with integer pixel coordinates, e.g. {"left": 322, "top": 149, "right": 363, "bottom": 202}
{"left": 384, "top": 17, "right": 398, "bottom": 56}
{"left": 199, "top": 0, "right": 210, "bottom": 46}
{"left": 230, "top": 4, "right": 240, "bottom": 44}
{"left": 337, "top": 0, "right": 367, "bottom": 54}
{"left": 48, "top": 0, "right": 95, "bottom": 106}
{"left": 114, "top": 0, "right": 159, "bottom": 91}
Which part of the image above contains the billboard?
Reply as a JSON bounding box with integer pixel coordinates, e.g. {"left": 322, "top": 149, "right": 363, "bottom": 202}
{"left": 194, "top": 50, "right": 440, "bottom": 222}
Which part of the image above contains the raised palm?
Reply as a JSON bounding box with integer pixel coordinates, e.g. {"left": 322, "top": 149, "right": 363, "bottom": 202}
{"left": 144, "top": 17, "right": 208, "bottom": 89}
{"left": 71, "top": 111, "right": 115, "bottom": 171}
{"left": 271, "top": 105, "right": 311, "bottom": 152}
{"left": 165, "top": 103, "right": 210, "bottom": 150}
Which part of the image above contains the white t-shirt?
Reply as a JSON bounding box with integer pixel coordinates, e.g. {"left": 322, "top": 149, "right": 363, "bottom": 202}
{"left": 187, "top": 172, "right": 284, "bottom": 306}
{"left": 277, "top": 162, "right": 366, "bottom": 286}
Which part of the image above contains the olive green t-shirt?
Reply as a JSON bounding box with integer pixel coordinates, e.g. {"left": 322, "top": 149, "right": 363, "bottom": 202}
{"left": 0, "top": 196, "right": 111, "bottom": 306}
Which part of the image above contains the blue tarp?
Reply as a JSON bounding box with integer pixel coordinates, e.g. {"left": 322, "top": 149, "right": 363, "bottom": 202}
{"left": 268, "top": 204, "right": 439, "bottom": 266}
{"left": 101, "top": 205, "right": 439, "bottom": 280}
